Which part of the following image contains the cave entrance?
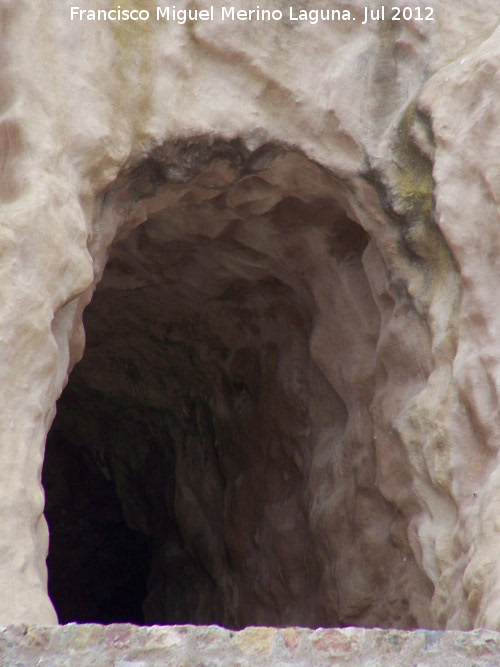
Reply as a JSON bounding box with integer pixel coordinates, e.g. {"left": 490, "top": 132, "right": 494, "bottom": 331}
{"left": 43, "top": 142, "right": 420, "bottom": 628}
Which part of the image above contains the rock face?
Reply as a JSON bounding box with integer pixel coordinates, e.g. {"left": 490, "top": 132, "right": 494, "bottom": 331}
{"left": 2, "top": 0, "right": 500, "bottom": 632}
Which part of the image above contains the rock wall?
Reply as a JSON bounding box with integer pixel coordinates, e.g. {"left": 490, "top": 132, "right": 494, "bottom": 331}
{"left": 1, "top": 0, "right": 500, "bottom": 630}
{"left": 2, "top": 624, "right": 500, "bottom": 667}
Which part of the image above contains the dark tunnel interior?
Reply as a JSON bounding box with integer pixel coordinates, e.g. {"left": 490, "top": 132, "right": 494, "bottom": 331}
{"left": 42, "top": 146, "right": 430, "bottom": 630}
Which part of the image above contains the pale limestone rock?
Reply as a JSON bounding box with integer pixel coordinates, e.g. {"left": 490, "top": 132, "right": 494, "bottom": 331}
{"left": 1, "top": 0, "right": 500, "bottom": 631}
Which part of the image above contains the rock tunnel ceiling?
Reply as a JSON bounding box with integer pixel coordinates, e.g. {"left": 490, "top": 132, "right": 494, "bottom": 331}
{"left": 44, "top": 141, "right": 440, "bottom": 629}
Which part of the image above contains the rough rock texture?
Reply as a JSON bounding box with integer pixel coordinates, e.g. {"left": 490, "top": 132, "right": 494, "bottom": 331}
{"left": 3, "top": 624, "right": 500, "bottom": 667}
{"left": 2, "top": 0, "right": 500, "bottom": 632}
{"left": 44, "top": 150, "right": 430, "bottom": 629}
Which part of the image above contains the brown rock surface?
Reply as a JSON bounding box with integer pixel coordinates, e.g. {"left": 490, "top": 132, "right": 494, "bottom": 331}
{"left": 44, "top": 147, "right": 433, "bottom": 629}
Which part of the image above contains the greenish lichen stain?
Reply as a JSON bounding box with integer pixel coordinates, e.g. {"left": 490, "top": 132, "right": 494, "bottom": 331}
{"left": 388, "top": 100, "right": 462, "bottom": 367}
{"left": 391, "top": 101, "right": 452, "bottom": 275}
{"left": 109, "top": 0, "right": 157, "bottom": 141}
{"left": 394, "top": 102, "right": 434, "bottom": 220}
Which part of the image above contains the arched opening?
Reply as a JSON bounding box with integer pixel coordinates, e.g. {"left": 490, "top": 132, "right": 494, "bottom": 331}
{"left": 43, "top": 141, "right": 432, "bottom": 628}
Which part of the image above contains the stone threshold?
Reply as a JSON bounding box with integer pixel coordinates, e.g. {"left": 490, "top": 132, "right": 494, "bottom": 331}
{"left": 1, "top": 624, "right": 499, "bottom": 666}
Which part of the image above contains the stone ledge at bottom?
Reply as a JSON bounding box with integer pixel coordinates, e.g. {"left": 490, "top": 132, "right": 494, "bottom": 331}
{"left": 1, "top": 624, "right": 499, "bottom": 667}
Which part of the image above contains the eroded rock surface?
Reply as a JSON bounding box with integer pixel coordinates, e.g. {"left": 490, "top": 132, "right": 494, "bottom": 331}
{"left": 44, "top": 148, "right": 432, "bottom": 629}
{"left": 1, "top": 0, "right": 500, "bottom": 631}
